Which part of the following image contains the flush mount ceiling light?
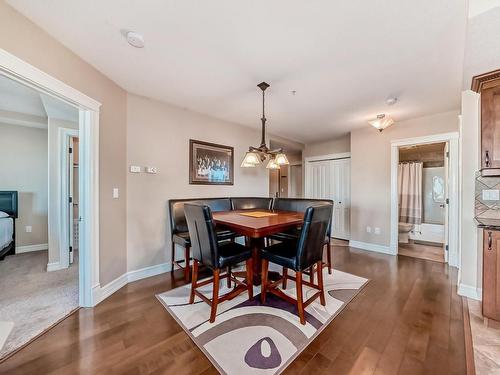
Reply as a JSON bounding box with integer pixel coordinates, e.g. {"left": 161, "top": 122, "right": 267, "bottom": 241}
{"left": 125, "top": 31, "right": 145, "bottom": 48}
{"left": 241, "top": 82, "right": 290, "bottom": 168}
{"left": 369, "top": 114, "right": 394, "bottom": 132}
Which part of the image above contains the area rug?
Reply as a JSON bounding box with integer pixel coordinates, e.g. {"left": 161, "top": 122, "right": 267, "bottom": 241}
{"left": 157, "top": 268, "right": 368, "bottom": 374}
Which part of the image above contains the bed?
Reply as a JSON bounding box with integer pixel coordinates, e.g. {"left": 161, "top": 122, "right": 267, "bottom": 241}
{"left": 0, "top": 191, "right": 18, "bottom": 260}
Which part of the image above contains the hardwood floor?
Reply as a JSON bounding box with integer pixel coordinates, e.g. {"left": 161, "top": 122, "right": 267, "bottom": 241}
{"left": 398, "top": 242, "right": 445, "bottom": 263}
{"left": 0, "top": 245, "right": 466, "bottom": 375}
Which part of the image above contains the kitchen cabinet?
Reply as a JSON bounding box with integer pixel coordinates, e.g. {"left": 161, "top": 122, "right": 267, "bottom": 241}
{"left": 483, "top": 228, "right": 500, "bottom": 321}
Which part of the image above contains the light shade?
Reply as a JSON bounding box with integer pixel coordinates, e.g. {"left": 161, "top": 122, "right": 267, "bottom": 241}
{"left": 274, "top": 153, "right": 289, "bottom": 165}
{"left": 368, "top": 114, "right": 394, "bottom": 132}
{"left": 266, "top": 158, "right": 280, "bottom": 169}
{"left": 241, "top": 151, "right": 261, "bottom": 167}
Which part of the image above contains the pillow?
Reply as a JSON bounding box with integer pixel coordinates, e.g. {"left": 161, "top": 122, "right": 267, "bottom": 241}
{"left": 0, "top": 211, "right": 9, "bottom": 218}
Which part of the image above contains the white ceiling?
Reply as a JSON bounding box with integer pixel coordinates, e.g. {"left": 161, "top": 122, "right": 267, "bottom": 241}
{"left": 7, "top": 0, "right": 468, "bottom": 142}
{"left": 0, "top": 74, "right": 78, "bottom": 125}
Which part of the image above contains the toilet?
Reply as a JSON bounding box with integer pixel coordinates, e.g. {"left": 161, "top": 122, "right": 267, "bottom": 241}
{"left": 398, "top": 223, "right": 414, "bottom": 243}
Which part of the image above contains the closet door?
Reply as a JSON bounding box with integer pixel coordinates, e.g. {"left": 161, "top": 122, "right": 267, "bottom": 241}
{"left": 331, "top": 158, "right": 351, "bottom": 240}
{"left": 306, "top": 160, "right": 331, "bottom": 199}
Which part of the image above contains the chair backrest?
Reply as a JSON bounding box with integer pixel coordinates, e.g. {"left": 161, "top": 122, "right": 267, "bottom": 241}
{"left": 168, "top": 198, "right": 231, "bottom": 234}
{"left": 273, "top": 198, "right": 333, "bottom": 237}
{"left": 295, "top": 204, "right": 333, "bottom": 271}
{"left": 184, "top": 204, "right": 220, "bottom": 268}
{"left": 231, "top": 197, "right": 273, "bottom": 210}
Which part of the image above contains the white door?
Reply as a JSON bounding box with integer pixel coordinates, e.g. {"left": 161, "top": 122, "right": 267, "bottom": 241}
{"left": 443, "top": 142, "right": 449, "bottom": 263}
{"left": 330, "top": 159, "right": 351, "bottom": 240}
{"left": 306, "top": 160, "right": 331, "bottom": 199}
{"left": 68, "top": 137, "right": 74, "bottom": 265}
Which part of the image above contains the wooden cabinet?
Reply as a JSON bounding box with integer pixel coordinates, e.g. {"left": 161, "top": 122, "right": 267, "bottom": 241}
{"left": 481, "top": 85, "right": 500, "bottom": 175}
{"left": 483, "top": 229, "right": 500, "bottom": 321}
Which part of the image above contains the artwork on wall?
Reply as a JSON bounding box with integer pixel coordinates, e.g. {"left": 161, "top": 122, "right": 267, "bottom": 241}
{"left": 189, "top": 139, "right": 234, "bottom": 185}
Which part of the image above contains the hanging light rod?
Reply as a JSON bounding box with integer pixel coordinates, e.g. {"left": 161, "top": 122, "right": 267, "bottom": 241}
{"left": 241, "top": 82, "right": 289, "bottom": 168}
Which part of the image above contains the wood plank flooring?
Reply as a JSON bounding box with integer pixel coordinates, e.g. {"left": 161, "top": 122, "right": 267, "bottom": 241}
{"left": 0, "top": 245, "right": 467, "bottom": 375}
{"left": 398, "top": 242, "right": 445, "bottom": 263}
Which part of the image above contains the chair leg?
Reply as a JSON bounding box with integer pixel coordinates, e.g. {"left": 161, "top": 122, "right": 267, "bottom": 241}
{"left": 189, "top": 260, "right": 199, "bottom": 304}
{"left": 310, "top": 264, "right": 315, "bottom": 284}
{"left": 261, "top": 259, "right": 269, "bottom": 304}
{"left": 317, "top": 261, "right": 326, "bottom": 306}
{"left": 326, "top": 242, "right": 332, "bottom": 275}
{"left": 184, "top": 246, "right": 191, "bottom": 281}
{"left": 282, "top": 267, "right": 288, "bottom": 289}
{"left": 210, "top": 269, "right": 220, "bottom": 323}
{"left": 296, "top": 271, "right": 305, "bottom": 325}
{"left": 171, "top": 241, "right": 176, "bottom": 268}
{"left": 227, "top": 266, "right": 231, "bottom": 288}
{"left": 246, "top": 258, "right": 253, "bottom": 299}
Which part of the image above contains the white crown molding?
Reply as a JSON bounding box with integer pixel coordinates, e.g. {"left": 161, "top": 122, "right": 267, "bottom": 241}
{"left": 16, "top": 243, "right": 48, "bottom": 253}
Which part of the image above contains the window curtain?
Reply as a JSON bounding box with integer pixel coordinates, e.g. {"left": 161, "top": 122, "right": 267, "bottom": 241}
{"left": 398, "top": 161, "right": 423, "bottom": 225}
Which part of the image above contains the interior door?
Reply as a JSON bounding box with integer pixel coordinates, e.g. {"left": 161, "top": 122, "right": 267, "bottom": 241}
{"left": 331, "top": 158, "right": 351, "bottom": 240}
{"left": 443, "top": 142, "right": 449, "bottom": 263}
{"left": 68, "top": 137, "right": 74, "bottom": 265}
{"left": 306, "top": 160, "right": 330, "bottom": 199}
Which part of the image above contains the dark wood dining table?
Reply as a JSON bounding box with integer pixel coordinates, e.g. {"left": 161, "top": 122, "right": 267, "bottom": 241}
{"left": 212, "top": 209, "right": 304, "bottom": 285}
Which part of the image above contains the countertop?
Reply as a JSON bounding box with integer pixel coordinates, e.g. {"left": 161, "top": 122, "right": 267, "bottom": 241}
{"left": 475, "top": 217, "right": 500, "bottom": 229}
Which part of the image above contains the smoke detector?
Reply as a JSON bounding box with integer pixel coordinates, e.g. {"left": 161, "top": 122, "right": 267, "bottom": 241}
{"left": 385, "top": 97, "right": 398, "bottom": 106}
{"left": 125, "top": 31, "right": 145, "bottom": 48}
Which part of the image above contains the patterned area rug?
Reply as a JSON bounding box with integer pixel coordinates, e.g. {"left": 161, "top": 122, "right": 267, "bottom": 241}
{"left": 157, "top": 268, "right": 368, "bottom": 374}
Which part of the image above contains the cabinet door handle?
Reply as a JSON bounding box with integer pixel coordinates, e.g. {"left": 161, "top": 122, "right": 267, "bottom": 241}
{"left": 488, "top": 231, "right": 493, "bottom": 250}
{"left": 485, "top": 150, "right": 491, "bottom": 167}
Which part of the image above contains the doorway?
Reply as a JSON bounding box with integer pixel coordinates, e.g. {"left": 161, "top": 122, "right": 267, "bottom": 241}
{"left": 390, "top": 133, "right": 459, "bottom": 267}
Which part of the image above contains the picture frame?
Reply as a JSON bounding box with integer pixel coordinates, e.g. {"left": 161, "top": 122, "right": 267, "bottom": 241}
{"left": 189, "top": 139, "right": 234, "bottom": 185}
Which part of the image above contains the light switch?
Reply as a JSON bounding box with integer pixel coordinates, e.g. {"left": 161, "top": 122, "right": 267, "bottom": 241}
{"left": 366, "top": 226, "right": 372, "bottom": 233}
{"left": 130, "top": 165, "right": 141, "bottom": 173}
{"left": 25, "top": 225, "right": 32, "bottom": 233}
{"left": 482, "top": 189, "right": 500, "bottom": 201}
{"left": 113, "top": 188, "right": 119, "bottom": 199}
{"left": 146, "top": 166, "right": 158, "bottom": 174}
{"left": 374, "top": 227, "right": 381, "bottom": 235}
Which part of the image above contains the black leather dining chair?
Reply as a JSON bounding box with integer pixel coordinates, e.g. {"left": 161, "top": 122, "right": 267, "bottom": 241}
{"left": 230, "top": 197, "right": 273, "bottom": 211}
{"left": 270, "top": 198, "right": 334, "bottom": 278}
{"left": 184, "top": 203, "right": 254, "bottom": 323}
{"left": 260, "top": 204, "right": 333, "bottom": 325}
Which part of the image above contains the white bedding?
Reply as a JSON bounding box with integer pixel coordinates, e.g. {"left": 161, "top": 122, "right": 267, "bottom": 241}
{"left": 0, "top": 217, "right": 13, "bottom": 250}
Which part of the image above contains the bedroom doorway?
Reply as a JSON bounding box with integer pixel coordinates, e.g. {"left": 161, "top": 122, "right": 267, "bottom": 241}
{"left": 0, "top": 48, "right": 100, "bottom": 360}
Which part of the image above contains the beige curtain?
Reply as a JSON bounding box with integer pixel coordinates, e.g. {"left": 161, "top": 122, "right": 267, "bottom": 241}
{"left": 398, "top": 162, "right": 423, "bottom": 224}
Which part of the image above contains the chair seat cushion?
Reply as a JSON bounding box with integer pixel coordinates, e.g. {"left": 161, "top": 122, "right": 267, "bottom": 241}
{"left": 173, "top": 230, "right": 239, "bottom": 248}
{"left": 261, "top": 242, "right": 297, "bottom": 270}
{"left": 217, "top": 242, "right": 252, "bottom": 268}
{"left": 269, "top": 231, "right": 330, "bottom": 246}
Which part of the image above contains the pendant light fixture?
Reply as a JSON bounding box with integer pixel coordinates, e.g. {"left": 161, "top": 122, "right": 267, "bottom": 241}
{"left": 241, "top": 82, "right": 289, "bottom": 168}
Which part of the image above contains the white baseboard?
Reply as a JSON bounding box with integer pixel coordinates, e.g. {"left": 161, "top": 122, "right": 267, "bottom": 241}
{"left": 349, "top": 240, "right": 396, "bottom": 255}
{"left": 92, "top": 262, "right": 173, "bottom": 306}
{"left": 16, "top": 243, "right": 48, "bottom": 253}
{"left": 46, "top": 261, "right": 67, "bottom": 272}
{"left": 458, "top": 283, "right": 482, "bottom": 301}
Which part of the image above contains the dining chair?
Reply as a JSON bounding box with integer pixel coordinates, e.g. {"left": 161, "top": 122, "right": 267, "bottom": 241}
{"left": 184, "top": 203, "right": 254, "bottom": 323}
{"left": 270, "top": 198, "right": 334, "bottom": 279}
{"left": 260, "top": 204, "right": 333, "bottom": 325}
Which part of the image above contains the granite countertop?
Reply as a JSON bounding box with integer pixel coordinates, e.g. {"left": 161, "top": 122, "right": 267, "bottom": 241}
{"left": 475, "top": 217, "right": 500, "bottom": 229}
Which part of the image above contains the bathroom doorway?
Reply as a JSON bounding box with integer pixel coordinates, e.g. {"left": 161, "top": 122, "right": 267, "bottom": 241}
{"left": 396, "top": 142, "right": 448, "bottom": 262}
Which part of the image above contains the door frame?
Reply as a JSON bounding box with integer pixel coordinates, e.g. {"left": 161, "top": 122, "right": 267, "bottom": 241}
{"left": 0, "top": 48, "right": 101, "bottom": 307}
{"left": 59, "top": 127, "right": 79, "bottom": 269}
{"left": 390, "top": 132, "right": 460, "bottom": 267}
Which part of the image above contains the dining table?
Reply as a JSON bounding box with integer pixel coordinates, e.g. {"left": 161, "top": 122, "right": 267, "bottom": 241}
{"left": 212, "top": 209, "right": 304, "bottom": 285}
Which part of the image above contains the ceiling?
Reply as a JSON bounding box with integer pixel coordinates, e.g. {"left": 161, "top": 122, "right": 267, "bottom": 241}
{"left": 7, "top": 0, "right": 468, "bottom": 143}
{"left": 0, "top": 74, "right": 78, "bottom": 126}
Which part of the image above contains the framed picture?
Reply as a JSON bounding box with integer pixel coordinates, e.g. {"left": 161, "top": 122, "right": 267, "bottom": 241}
{"left": 189, "top": 139, "right": 234, "bottom": 185}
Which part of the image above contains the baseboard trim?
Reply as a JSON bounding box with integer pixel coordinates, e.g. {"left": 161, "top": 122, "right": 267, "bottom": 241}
{"left": 458, "top": 283, "right": 482, "bottom": 301}
{"left": 46, "top": 261, "right": 66, "bottom": 272}
{"left": 349, "top": 240, "right": 396, "bottom": 255}
{"left": 16, "top": 243, "right": 48, "bottom": 253}
{"left": 93, "top": 262, "right": 173, "bottom": 306}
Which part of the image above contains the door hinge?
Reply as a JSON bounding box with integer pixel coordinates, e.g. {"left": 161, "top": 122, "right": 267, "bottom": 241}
{"left": 69, "top": 147, "right": 73, "bottom": 154}
{"left": 69, "top": 196, "right": 73, "bottom": 203}
{"left": 445, "top": 244, "right": 449, "bottom": 251}
{"left": 446, "top": 151, "right": 449, "bottom": 158}
{"left": 69, "top": 246, "right": 73, "bottom": 253}
{"left": 446, "top": 198, "right": 449, "bottom": 204}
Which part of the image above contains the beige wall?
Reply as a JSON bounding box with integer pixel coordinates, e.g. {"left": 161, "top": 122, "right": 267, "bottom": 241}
{"left": 47, "top": 118, "right": 78, "bottom": 264}
{"left": 350, "top": 110, "right": 459, "bottom": 246}
{"left": 0, "top": 2, "right": 127, "bottom": 284}
{"left": 0, "top": 123, "right": 48, "bottom": 247}
{"left": 303, "top": 134, "right": 350, "bottom": 158}
{"left": 126, "top": 94, "right": 270, "bottom": 271}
